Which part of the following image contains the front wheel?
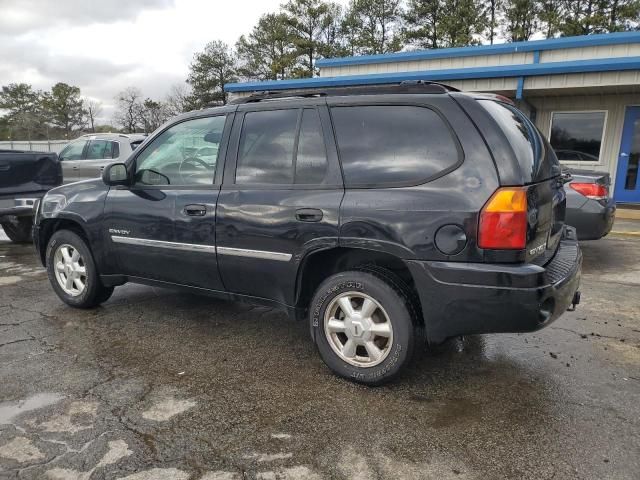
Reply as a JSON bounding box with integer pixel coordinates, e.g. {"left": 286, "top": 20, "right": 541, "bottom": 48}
{"left": 310, "top": 270, "right": 417, "bottom": 385}
{"left": 46, "top": 230, "right": 114, "bottom": 308}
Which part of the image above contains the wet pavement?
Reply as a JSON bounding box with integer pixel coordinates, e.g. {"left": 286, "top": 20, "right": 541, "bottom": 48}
{"left": 0, "top": 225, "right": 638, "bottom": 479}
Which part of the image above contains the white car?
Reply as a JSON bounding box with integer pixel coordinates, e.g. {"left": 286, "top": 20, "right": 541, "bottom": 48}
{"left": 58, "top": 133, "right": 146, "bottom": 183}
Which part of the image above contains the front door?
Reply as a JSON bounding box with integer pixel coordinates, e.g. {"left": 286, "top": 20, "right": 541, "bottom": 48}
{"left": 104, "top": 113, "right": 230, "bottom": 290}
{"left": 58, "top": 139, "right": 88, "bottom": 183}
{"left": 216, "top": 103, "right": 343, "bottom": 306}
{"left": 614, "top": 106, "right": 640, "bottom": 203}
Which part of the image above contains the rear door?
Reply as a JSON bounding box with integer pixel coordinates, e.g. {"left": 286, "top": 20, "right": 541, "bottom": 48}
{"left": 216, "top": 100, "right": 343, "bottom": 306}
{"left": 477, "top": 99, "right": 565, "bottom": 263}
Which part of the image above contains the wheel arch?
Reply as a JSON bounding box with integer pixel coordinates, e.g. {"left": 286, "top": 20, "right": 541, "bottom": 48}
{"left": 294, "top": 246, "right": 424, "bottom": 327}
{"left": 38, "top": 217, "right": 92, "bottom": 266}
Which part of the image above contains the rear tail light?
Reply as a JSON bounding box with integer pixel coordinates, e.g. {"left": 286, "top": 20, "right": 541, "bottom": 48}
{"left": 570, "top": 182, "right": 608, "bottom": 200}
{"left": 478, "top": 187, "right": 528, "bottom": 250}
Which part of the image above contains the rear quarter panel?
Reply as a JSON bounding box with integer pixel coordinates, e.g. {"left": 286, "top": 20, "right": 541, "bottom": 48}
{"left": 335, "top": 95, "right": 500, "bottom": 262}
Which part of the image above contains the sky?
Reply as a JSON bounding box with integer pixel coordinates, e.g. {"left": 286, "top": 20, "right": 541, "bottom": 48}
{"left": 0, "top": 0, "right": 347, "bottom": 124}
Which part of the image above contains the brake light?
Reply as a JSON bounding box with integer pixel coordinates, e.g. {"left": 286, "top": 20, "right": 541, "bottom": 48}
{"left": 478, "top": 187, "right": 528, "bottom": 250}
{"left": 570, "top": 182, "right": 608, "bottom": 200}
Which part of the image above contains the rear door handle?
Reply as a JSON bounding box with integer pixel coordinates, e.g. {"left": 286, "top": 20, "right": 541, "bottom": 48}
{"left": 184, "top": 204, "right": 207, "bottom": 216}
{"left": 295, "top": 208, "right": 323, "bottom": 222}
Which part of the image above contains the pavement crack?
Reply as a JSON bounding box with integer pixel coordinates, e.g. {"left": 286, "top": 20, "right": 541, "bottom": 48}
{"left": 0, "top": 337, "right": 35, "bottom": 348}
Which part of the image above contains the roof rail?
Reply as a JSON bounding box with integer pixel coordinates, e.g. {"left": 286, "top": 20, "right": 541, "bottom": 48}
{"left": 230, "top": 80, "right": 459, "bottom": 104}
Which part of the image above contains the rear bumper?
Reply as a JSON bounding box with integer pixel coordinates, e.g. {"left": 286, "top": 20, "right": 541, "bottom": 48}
{"left": 566, "top": 198, "right": 616, "bottom": 240}
{"left": 407, "top": 228, "right": 582, "bottom": 344}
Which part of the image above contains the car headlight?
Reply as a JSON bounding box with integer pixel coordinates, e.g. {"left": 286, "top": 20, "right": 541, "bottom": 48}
{"left": 41, "top": 193, "right": 67, "bottom": 218}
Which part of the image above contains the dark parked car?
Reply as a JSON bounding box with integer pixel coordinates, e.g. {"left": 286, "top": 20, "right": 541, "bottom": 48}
{"left": 564, "top": 168, "right": 616, "bottom": 240}
{"left": 33, "top": 83, "right": 582, "bottom": 385}
{"left": 0, "top": 149, "right": 61, "bottom": 242}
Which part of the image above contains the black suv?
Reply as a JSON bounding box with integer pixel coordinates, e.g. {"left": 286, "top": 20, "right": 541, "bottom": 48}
{"left": 34, "top": 83, "right": 581, "bottom": 385}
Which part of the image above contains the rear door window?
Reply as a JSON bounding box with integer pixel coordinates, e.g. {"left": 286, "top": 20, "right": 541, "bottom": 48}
{"left": 479, "top": 100, "right": 560, "bottom": 182}
{"left": 330, "top": 105, "right": 460, "bottom": 187}
{"left": 235, "top": 108, "right": 329, "bottom": 185}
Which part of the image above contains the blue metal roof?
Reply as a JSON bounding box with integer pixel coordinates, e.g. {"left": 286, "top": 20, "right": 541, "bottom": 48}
{"left": 315, "top": 31, "right": 640, "bottom": 68}
{"left": 225, "top": 56, "right": 640, "bottom": 92}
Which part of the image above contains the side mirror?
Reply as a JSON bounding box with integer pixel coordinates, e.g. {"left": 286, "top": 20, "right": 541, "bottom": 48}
{"left": 102, "top": 163, "right": 129, "bottom": 186}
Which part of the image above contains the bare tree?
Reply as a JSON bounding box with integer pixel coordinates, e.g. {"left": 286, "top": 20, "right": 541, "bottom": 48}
{"left": 165, "top": 83, "right": 194, "bottom": 116}
{"left": 113, "top": 87, "right": 143, "bottom": 133}
{"left": 85, "top": 99, "right": 103, "bottom": 133}
{"left": 140, "top": 98, "right": 171, "bottom": 134}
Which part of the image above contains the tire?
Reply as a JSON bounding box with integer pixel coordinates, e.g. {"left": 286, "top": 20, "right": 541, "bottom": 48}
{"left": 310, "top": 269, "right": 417, "bottom": 385}
{"left": 45, "top": 229, "right": 114, "bottom": 308}
{"left": 1, "top": 217, "right": 33, "bottom": 243}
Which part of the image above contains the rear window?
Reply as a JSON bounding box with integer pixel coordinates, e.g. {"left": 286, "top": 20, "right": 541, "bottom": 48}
{"left": 330, "top": 105, "right": 460, "bottom": 187}
{"left": 480, "top": 100, "right": 560, "bottom": 182}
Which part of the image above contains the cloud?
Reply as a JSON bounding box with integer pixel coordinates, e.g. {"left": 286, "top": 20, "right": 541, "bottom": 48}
{"left": 0, "top": 0, "right": 349, "bottom": 126}
{"left": 0, "top": 0, "right": 175, "bottom": 33}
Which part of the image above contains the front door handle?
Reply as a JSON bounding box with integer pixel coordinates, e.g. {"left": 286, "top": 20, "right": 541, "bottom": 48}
{"left": 295, "top": 208, "right": 323, "bottom": 222}
{"left": 184, "top": 204, "right": 207, "bottom": 216}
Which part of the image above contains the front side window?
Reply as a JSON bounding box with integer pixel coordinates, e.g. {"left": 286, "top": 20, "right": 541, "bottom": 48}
{"left": 134, "top": 115, "right": 226, "bottom": 186}
{"left": 550, "top": 112, "right": 605, "bottom": 162}
{"left": 59, "top": 140, "right": 87, "bottom": 160}
{"left": 330, "top": 105, "right": 459, "bottom": 186}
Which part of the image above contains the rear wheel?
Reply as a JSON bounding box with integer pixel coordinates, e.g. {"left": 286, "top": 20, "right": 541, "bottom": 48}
{"left": 1, "top": 217, "right": 33, "bottom": 243}
{"left": 310, "top": 270, "right": 417, "bottom": 385}
{"left": 46, "top": 230, "right": 114, "bottom": 308}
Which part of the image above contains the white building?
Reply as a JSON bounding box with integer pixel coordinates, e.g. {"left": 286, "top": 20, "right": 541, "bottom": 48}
{"left": 226, "top": 32, "right": 640, "bottom": 204}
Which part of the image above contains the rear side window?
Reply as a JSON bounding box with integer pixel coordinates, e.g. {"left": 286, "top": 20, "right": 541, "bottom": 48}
{"left": 330, "top": 105, "right": 460, "bottom": 187}
{"left": 479, "top": 100, "right": 560, "bottom": 182}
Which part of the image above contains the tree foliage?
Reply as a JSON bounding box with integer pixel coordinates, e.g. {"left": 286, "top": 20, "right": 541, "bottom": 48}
{"left": 46, "top": 82, "right": 87, "bottom": 138}
{"left": 283, "top": 0, "right": 341, "bottom": 77}
{"left": 343, "top": 0, "right": 403, "bottom": 55}
{"left": 187, "top": 40, "right": 238, "bottom": 107}
{"left": 236, "top": 13, "right": 298, "bottom": 81}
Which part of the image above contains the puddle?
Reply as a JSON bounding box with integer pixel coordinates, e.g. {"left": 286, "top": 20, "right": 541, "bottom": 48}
{"left": 0, "top": 392, "right": 64, "bottom": 424}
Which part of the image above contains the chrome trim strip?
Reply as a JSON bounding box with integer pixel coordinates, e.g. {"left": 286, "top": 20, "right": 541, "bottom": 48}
{"left": 217, "top": 246, "right": 292, "bottom": 262}
{"left": 111, "top": 235, "right": 216, "bottom": 253}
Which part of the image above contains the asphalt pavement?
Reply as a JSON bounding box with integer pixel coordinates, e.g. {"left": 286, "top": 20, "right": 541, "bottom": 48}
{"left": 0, "top": 224, "right": 638, "bottom": 479}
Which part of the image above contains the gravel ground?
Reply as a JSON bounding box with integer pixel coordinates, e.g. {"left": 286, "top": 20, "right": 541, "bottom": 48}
{"left": 0, "top": 223, "right": 638, "bottom": 479}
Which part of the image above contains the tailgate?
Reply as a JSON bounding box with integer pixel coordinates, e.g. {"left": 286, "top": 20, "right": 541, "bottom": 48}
{"left": 526, "top": 176, "right": 566, "bottom": 264}
{"left": 0, "top": 151, "right": 62, "bottom": 195}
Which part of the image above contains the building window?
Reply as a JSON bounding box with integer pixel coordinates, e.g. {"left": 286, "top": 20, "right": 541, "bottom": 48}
{"left": 550, "top": 111, "right": 606, "bottom": 162}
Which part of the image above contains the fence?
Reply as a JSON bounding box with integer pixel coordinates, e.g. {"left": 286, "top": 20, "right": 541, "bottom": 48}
{"left": 0, "top": 140, "right": 69, "bottom": 153}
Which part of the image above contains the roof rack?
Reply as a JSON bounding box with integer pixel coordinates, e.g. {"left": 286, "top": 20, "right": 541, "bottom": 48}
{"left": 230, "top": 81, "right": 460, "bottom": 104}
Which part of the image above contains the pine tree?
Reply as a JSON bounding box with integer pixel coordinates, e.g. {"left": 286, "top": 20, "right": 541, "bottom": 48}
{"left": 283, "top": 0, "right": 341, "bottom": 77}
{"left": 187, "top": 41, "right": 238, "bottom": 107}
{"left": 342, "top": 0, "right": 403, "bottom": 55}
{"left": 503, "top": 0, "right": 539, "bottom": 41}
{"left": 236, "top": 13, "right": 298, "bottom": 81}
